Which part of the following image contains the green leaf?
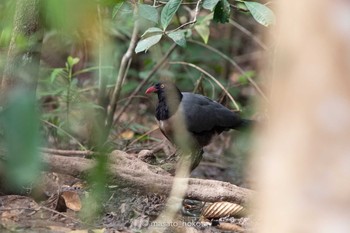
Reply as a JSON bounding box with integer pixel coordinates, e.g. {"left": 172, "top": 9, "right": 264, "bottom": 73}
{"left": 160, "top": 0, "right": 182, "bottom": 30}
{"left": 235, "top": 2, "right": 248, "bottom": 12}
{"left": 244, "top": 1, "right": 275, "bottom": 27}
{"left": 50, "top": 68, "right": 65, "bottom": 83}
{"left": 139, "top": 4, "right": 158, "bottom": 23}
{"left": 238, "top": 70, "right": 255, "bottom": 85}
{"left": 202, "top": 0, "right": 220, "bottom": 11}
{"left": 67, "top": 56, "right": 80, "bottom": 67}
{"left": 167, "top": 30, "right": 186, "bottom": 47}
{"left": 141, "top": 27, "right": 163, "bottom": 37}
{"left": 213, "top": 0, "right": 231, "bottom": 23}
{"left": 194, "top": 25, "right": 210, "bottom": 44}
{"left": 135, "top": 34, "right": 163, "bottom": 53}
{"left": 194, "top": 14, "right": 213, "bottom": 43}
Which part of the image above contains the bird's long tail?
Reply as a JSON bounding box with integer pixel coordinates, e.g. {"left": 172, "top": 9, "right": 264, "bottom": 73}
{"left": 235, "top": 119, "right": 255, "bottom": 130}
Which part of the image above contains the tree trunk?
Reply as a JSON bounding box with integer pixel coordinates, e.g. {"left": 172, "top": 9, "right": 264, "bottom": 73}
{"left": 253, "top": 1, "right": 350, "bottom": 232}
{"left": 1, "top": 0, "right": 42, "bottom": 101}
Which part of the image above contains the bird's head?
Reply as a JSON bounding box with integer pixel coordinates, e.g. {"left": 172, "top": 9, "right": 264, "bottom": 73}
{"left": 146, "top": 82, "right": 183, "bottom": 103}
{"left": 145, "top": 82, "right": 165, "bottom": 94}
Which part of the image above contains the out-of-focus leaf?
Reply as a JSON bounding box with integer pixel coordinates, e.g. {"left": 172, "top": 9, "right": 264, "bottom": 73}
{"left": 167, "top": 30, "right": 186, "bottom": 47}
{"left": 120, "top": 130, "right": 134, "bottom": 140}
{"left": 160, "top": 0, "right": 182, "bottom": 30}
{"left": 50, "top": 68, "right": 65, "bottom": 83}
{"left": 244, "top": 1, "right": 275, "bottom": 26}
{"left": 67, "top": 56, "right": 80, "bottom": 67}
{"left": 202, "top": 0, "right": 220, "bottom": 11}
{"left": 238, "top": 70, "right": 255, "bottom": 85}
{"left": 1, "top": 89, "right": 41, "bottom": 189}
{"left": 213, "top": 0, "right": 231, "bottom": 23}
{"left": 194, "top": 25, "right": 210, "bottom": 43}
{"left": 235, "top": 2, "right": 248, "bottom": 12}
{"left": 135, "top": 34, "right": 163, "bottom": 53}
{"left": 44, "top": 0, "right": 97, "bottom": 32}
{"left": 139, "top": 4, "right": 158, "bottom": 23}
{"left": 194, "top": 14, "right": 213, "bottom": 43}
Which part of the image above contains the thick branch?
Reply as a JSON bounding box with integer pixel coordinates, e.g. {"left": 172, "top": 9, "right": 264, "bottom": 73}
{"left": 106, "top": 18, "right": 139, "bottom": 129}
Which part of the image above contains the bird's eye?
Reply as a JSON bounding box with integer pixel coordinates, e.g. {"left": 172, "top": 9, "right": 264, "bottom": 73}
{"left": 160, "top": 84, "right": 165, "bottom": 89}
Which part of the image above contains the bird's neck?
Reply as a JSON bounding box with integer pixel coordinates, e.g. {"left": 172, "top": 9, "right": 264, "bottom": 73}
{"left": 156, "top": 89, "right": 183, "bottom": 120}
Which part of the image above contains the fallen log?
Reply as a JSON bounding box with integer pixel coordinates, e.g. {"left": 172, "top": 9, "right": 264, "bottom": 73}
{"left": 42, "top": 150, "right": 253, "bottom": 204}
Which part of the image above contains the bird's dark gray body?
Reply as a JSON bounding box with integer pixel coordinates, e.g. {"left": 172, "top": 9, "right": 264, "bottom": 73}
{"left": 147, "top": 82, "right": 250, "bottom": 147}
{"left": 146, "top": 82, "right": 252, "bottom": 170}
{"left": 180, "top": 92, "right": 244, "bottom": 134}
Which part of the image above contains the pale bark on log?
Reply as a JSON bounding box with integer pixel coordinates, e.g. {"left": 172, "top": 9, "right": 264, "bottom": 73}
{"left": 41, "top": 150, "right": 252, "bottom": 204}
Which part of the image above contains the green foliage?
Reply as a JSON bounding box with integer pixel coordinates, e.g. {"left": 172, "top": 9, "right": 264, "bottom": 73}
{"left": 139, "top": 4, "right": 158, "bottom": 23}
{"left": 160, "top": 0, "right": 182, "bottom": 30}
{"left": 135, "top": 34, "right": 163, "bottom": 53}
{"left": 238, "top": 70, "right": 255, "bottom": 85}
{"left": 202, "top": 0, "right": 220, "bottom": 11}
{"left": 194, "top": 14, "right": 213, "bottom": 44}
{"left": 43, "top": 0, "right": 97, "bottom": 32}
{"left": 167, "top": 30, "right": 187, "bottom": 47}
{"left": 141, "top": 27, "right": 163, "bottom": 37}
{"left": 244, "top": 1, "right": 275, "bottom": 27}
{"left": 1, "top": 89, "right": 41, "bottom": 190}
{"left": 213, "top": 0, "right": 231, "bottom": 23}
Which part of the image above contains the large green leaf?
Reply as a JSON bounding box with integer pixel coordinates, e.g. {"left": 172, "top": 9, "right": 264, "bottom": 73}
{"left": 139, "top": 4, "right": 158, "bottom": 23}
{"left": 141, "top": 27, "right": 163, "bottom": 37}
{"left": 160, "top": 0, "right": 182, "bottom": 30}
{"left": 213, "top": 0, "right": 230, "bottom": 23}
{"left": 244, "top": 1, "right": 275, "bottom": 27}
{"left": 194, "top": 13, "right": 213, "bottom": 43}
{"left": 202, "top": 0, "right": 220, "bottom": 11}
{"left": 167, "top": 30, "right": 186, "bottom": 47}
{"left": 135, "top": 34, "right": 163, "bottom": 53}
{"left": 194, "top": 25, "right": 210, "bottom": 44}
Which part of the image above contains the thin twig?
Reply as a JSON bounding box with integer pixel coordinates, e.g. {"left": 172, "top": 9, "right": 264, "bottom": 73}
{"left": 41, "top": 148, "right": 94, "bottom": 157}
{"left": 40, "top": 206, "right": 83, "bottom": 224}
{"left": 166, "top": 0, "right": 202, "bottom": 34}
{"left": 113, "top": 43, "right": 177, "bottom": 124}
{"left": 169, "top": 61, "right": 241, "bottom": 111}
{"left": 189, "top": 40, "right": 269, "bottom": 104}
{"left": 97, "top": 4, "right": 108, "bottom": 109}
{"left": 42, "top": 120, "right": 87, "bottom": 150}
{"left": 229, "top": 19, "right": 268, "bottom": 50}
{"left": 125, "top": 127, "right": 159, "bottom": 148}
{"left": 106, "top": 16, "right": 139, "bottom": 130}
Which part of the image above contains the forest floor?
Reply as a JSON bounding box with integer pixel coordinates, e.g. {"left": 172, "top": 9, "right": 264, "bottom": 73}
{"left": 0, "top": 104, "right": 253, "bottom": 233}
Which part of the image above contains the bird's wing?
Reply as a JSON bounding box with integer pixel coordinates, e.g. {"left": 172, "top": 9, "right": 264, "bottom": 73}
{"left": 181, "top": 93, "right": 243, "bottom": 133}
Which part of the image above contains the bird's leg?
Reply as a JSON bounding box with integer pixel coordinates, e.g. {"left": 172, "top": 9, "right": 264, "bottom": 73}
{"left": 176, "top": 147, "right": 204, "bottom": 172}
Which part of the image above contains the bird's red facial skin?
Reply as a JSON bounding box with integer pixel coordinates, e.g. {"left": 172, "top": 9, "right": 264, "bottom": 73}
{"left": 145, "top": 86, "right": 157, "bottom": 94}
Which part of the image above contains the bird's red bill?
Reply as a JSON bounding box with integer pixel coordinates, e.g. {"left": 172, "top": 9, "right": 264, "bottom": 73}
{"left": 145, "top": 86, "right": 157, "bottom": 94}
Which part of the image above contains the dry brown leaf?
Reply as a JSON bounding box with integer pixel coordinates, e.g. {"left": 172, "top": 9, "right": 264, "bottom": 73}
{"left": 61, "top": 191, "right": 82, "bottom": 211}
{"left": 120, "top": 130, "right": 134, "bottom": 140}
{"left": 202, "top": 202, "right": 245, "bottom": 219}
{"left": 216, "top": 222, "right": 244, "bottom": 232}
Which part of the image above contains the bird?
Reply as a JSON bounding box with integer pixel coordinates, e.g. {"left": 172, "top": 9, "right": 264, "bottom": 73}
{"left": 145, "top": 81, "right": 252, "bottom": 170}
